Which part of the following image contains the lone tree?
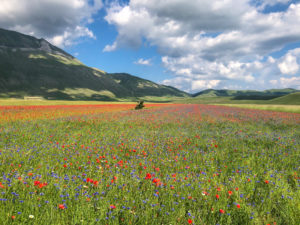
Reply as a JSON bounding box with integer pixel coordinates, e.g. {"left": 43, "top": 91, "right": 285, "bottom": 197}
{"left": 135, "top": 100, "right": 145, "bottom": 110}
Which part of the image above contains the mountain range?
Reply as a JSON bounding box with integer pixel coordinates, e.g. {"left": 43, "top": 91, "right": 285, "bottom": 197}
{"left": 192, "top": 88, "right": 298, "bottom": 100}
{"left": 0, "top": 28, "right": 188, "bottom": 101}
{"left": 0, "top": 27, "right": 299, "bottom": 102}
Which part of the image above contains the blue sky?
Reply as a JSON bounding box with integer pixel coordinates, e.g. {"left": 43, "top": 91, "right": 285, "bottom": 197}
{"left": 66, "top": 11, "right": 171, "bottom": 82}
{"left": 64, "top": 6, "right": 173, "bottom": 83}
{"left": 1, "top": 0, "right": 300, "bottom": 93}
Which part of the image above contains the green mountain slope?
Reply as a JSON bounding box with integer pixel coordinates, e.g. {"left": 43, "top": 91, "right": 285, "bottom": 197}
{"left": 268, "top": 92, "right": 300, "bottom": 105}
{"left": 109, "top": 73, "right": 187, "bottom": 97}
{"left": 0, "top": 28, "right": 188, "bottom": 100}
{"left": 193, "top": 88, "right": 298, "bottom": 100}
{"left": 192, "top": 89, "right": 239, "bottom": 97}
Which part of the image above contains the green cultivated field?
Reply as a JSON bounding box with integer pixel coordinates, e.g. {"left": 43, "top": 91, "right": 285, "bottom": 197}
{"left": 215, "top": 104, "right": 300, "bottom": 114}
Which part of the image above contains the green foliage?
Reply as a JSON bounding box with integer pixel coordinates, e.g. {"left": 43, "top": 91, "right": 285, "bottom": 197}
{"left": 135, "top": 100, "right": 145, "bottom": 110}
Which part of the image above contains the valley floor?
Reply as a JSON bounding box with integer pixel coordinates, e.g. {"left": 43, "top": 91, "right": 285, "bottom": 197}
{"left": 0, "top": 99, "right": 299, "bottom": 114}
{"left": 0, "top": 104, "right": 299, "bottom": 224}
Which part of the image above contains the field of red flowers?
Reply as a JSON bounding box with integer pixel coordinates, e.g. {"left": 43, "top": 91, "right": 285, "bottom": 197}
{"left": 0, "top": 104, "right": 299, "bottom": 224}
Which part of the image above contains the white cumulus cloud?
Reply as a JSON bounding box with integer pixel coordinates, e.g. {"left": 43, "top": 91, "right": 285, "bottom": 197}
{"left": 278, "top": 49, "right": 300, "bottom": 75}
{"left": 0, "top": 0, "right": 102, "bottom": 47}
{"left": 105, "top": 0, "right": 300, "bottom": 92}
{"left": 134, "top": 58, "right": 152, "bottom": 66}
{"left": 278, "top": 54, "right": 299, "bottom": 75}
{"left": 279, "top": 77, "right": 300, "bottom": 89}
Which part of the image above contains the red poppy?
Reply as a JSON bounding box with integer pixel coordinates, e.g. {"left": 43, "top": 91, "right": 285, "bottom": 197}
{"left": 59, "top": 204, "right": 65, "bottom": 209}
{"left": 38, "top": 182, "right": 48, "bottom": 188}
{"left": 34, "top": 180, "right": 40, "bottom": 186}
{"left": 152, "top": 178, "right": 160, "bottom": 183}
{"left": 219, "top": 209, "right": 225, "bottom": 214}
{"left": 188, "top": 219, "right": 193, "bottom": 224}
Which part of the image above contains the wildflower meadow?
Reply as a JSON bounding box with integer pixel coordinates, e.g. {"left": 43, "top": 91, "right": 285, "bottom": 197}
{"left": 0, "top": 104, "right": 299, "bottom": 224}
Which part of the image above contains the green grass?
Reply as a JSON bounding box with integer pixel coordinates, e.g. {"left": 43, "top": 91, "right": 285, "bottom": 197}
{"left": 0, "top": 104, "right": 299, "bottom": 224}
{"left": 269, "top": 92, "right": 300, "bottom": 105}
{"left": 0, "top": 99, "right": 172, "bottom": 106}
{"left": 215, "top": 104, "right": 300, "bottom": 114}
{"left": 175, "top": 96, "right": 278, "bottom": 105}
{"left": 0, "top": 99, "right": 136, "bottom": 106}
{"left": 175, "top": 96, "right": 235, "bottom": 104}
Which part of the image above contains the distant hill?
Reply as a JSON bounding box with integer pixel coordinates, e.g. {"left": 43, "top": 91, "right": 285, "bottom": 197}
{"left": 193, "top": 88, "right": 298, "bottom": 100}
{"left": 268, "top": 92, "right": 300, "bottom": 105}
{"left": 0, "top": 28, "right": 188, "bottom": 100}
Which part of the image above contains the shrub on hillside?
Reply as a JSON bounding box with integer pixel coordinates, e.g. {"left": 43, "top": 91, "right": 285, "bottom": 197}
{"left": 135, "top": 100, "right": 145, "bottom": 110}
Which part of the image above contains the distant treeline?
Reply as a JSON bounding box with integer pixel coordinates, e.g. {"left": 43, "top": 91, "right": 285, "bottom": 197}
{"left": 233, "top": 95, "right": 281, "bottom": 100}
